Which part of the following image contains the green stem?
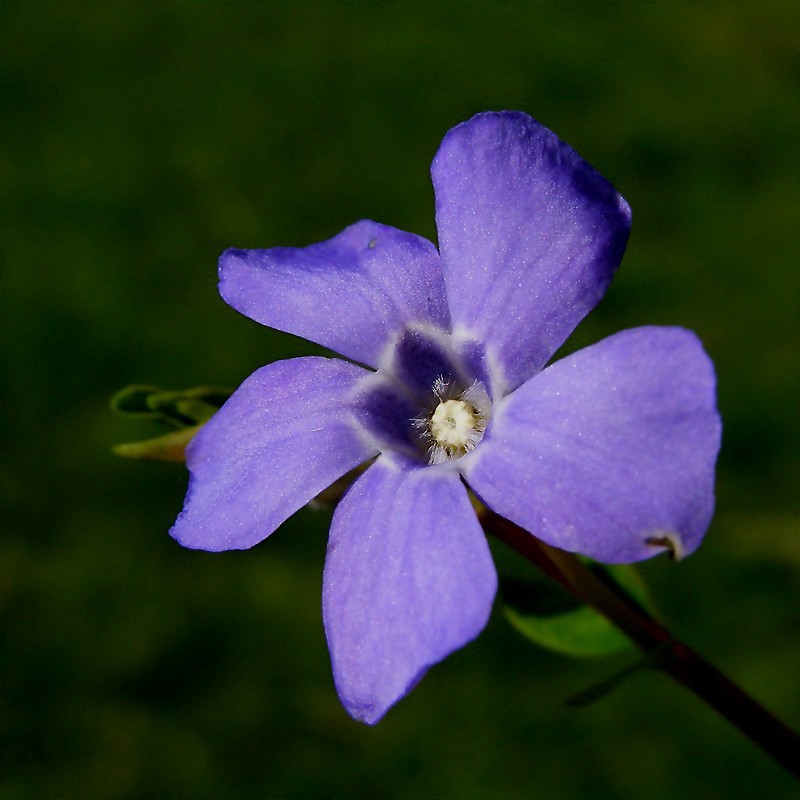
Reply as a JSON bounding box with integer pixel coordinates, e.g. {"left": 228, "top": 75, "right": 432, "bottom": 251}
{"left": 481, "top": 510, "right": 800, "bottom": 779}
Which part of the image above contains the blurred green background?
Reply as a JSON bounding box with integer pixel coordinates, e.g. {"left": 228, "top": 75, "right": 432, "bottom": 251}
{"left": 2, "top": 2, "right": 799, "bottom": 798}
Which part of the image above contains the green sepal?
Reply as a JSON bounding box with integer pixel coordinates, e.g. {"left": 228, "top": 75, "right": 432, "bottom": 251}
{"left": 111, "top": 384, "right": 232, "bottom": 462}
{"left": 172, "top": 398, "right": 222, "bottom": 426}
{"left": 110, "top": 384, "right": 164, "bottom": 417}
{"left": 111, "top": 384, "right": 231, "bottom": 428}
{"left": 502, "top": 562, "right": 652, "bottom": 658}
{"left": 112, "top": 425, "right": 201, "bottom": 462}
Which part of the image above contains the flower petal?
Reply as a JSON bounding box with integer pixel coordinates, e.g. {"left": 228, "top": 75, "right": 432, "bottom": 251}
{"left": 432, "top": 111, "right": 631, "bottom": 391}
{"left": 463, "top": 327, "right": 721, "bottom": 563}
{"left": 388, "top": 326, "right": 462, "bottom": 398}
{"left": 352, "top": 378, "right": 421, "bottom": 458}
{"left": 219, "top": 220, "right": 450, "bottom": 368}
{"left": 323, "top": 457, "right": 497, "bottom": 724}
{"left": 171, "top": 357, "right": 377, "bottom": 551}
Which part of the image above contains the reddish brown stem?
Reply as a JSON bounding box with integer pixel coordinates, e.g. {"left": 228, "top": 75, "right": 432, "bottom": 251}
{"left": 482, "top": 511, "right": 800, "bottom": 779}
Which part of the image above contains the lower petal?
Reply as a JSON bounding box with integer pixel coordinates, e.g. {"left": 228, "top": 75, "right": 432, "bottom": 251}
{"left": 463, "top": 327, "right": 722, "bottom": 563}
{"left": 323, "top": 457, "right": 497, "bottom": 724}
{"left": 171, "top": 357, "right": 377, "bottom": 551}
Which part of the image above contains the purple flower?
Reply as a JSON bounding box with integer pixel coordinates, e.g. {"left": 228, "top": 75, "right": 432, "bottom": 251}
{"left": 171, "top": 111, "right": 721, "bottom": 724}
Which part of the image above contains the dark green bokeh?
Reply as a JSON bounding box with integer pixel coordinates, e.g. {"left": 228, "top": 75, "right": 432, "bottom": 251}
{"left": 2, "top": 2, "right": 799, "bottom": 798}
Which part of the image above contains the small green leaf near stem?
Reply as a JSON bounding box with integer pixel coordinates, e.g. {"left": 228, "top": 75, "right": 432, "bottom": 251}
{"left": 503, "top": 563, "right": 651, "bottom": 658}
{"left": 480, "top": 509, "right": 800, "bottom": 779}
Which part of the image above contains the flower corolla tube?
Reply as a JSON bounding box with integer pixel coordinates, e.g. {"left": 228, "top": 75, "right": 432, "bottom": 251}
{"left": 171, "top": 111, "right": 721, "bottom": 724}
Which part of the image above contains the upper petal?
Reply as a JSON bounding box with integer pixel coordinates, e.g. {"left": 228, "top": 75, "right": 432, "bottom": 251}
{"left": 432, "top": 111, "right": 631, "bottom": 392}
{"left": 219, "top": 220, "right": 450, "bottom": 368}
{"left": 323, "top": 457, "right": 497, "bottom": 724}
{"left": 171, "top": 357, "right": 377, "bottom": 551}
{"left": 463, "top": 327, "right": 721, "bottom": 563}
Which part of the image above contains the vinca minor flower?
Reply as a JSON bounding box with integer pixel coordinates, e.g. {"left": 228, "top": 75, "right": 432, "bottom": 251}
{"left": 171, "top": 112, "right": 721, "bottom": 724}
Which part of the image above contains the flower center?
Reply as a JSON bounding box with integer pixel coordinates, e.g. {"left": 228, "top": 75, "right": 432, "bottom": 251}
{"left": 430, "top": 399, "right": 478, "bottom": 450}
{"left": 420, "top": 380, "right": 490, "bottom": 464}
{"left": 354, "top": 326, "right": 494, "bottom": 466}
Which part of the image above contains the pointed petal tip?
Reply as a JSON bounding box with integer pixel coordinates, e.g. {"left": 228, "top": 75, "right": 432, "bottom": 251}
{"left": 344, "top": 699, "right": 383, "bottom": 726}
{"left": 168, "top": 521, "right": 243, "bottom": 554}
{"left": 169, "top": 488, "right": 260, "bottom": 553}
{"left": 339, "top": 662, "right": 431, "bottom": 726}
{"left": 218, "top": 245, "right": 245, "bottom": 278}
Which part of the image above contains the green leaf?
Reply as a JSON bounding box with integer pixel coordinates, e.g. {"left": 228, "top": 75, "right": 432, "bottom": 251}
{"left": 565, "top": 659, "right": 648, "bottom": 706}
{"left": 502, "top": 563, "right": 652, "bottom": 658}
{"left": 564, "top": 639, "right": 675, "bottom": 706}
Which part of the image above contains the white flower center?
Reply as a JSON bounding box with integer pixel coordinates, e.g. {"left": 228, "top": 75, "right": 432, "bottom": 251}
{"left": 358, "top": 325, "right": 496, "bottom": 466}
{"left": 418, "top": 380, "right": 491, "bottom": 465}
{"left": 430, "top": 399, "right": 478, "bottom": 450}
